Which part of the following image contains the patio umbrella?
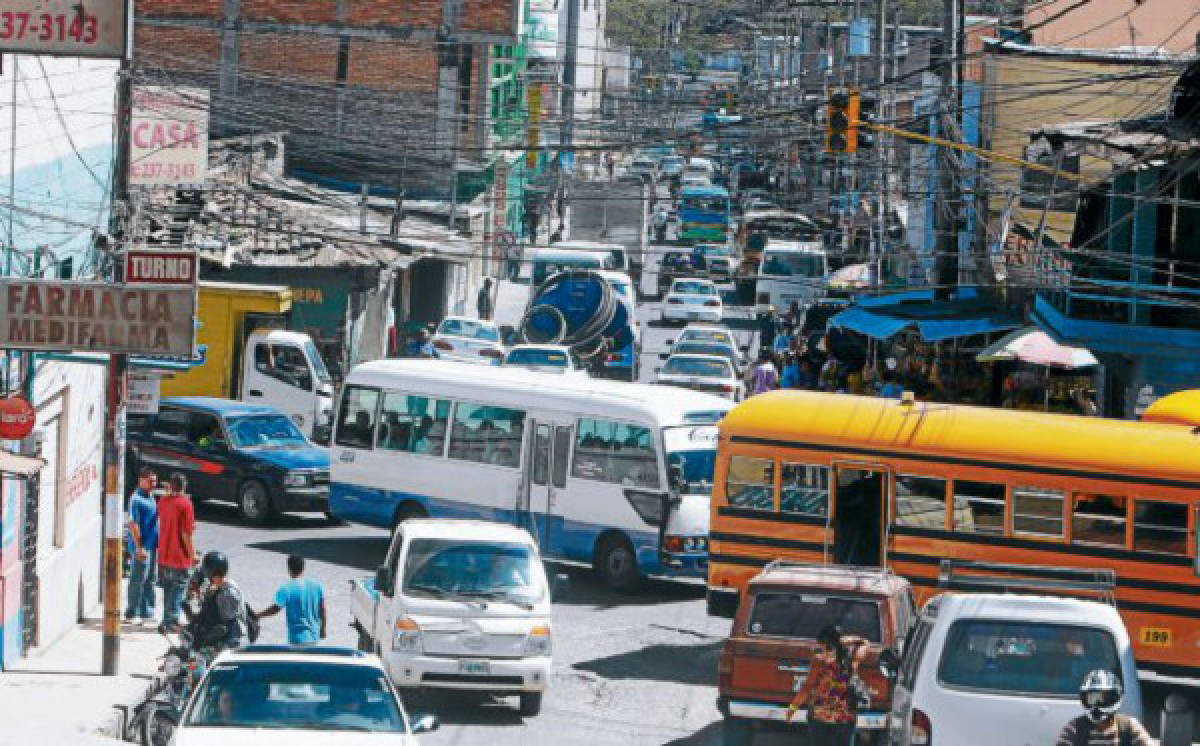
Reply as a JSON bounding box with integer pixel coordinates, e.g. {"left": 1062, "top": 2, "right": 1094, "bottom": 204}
{"left": 976, "top": 327, "right": 1099, "bottom": 369}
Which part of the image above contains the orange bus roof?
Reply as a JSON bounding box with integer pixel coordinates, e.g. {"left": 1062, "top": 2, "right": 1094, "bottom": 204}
{"left": 720, "top": 391, "right": 1200, "bottom": 488}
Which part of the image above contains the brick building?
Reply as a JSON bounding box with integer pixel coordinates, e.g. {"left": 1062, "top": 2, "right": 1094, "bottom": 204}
{"left": 135, "top": 0, "right": 521, "bottom": 196}
{"left": 1025, "top": 0, "right": 1200, "bottom": 55}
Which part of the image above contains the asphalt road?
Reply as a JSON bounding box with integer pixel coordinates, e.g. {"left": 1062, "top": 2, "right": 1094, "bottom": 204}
{"left": 189, "top": 253, "right": 1196, "bottom": 745}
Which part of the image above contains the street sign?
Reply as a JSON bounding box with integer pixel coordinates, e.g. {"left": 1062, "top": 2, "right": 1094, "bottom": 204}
{"left": 125, "top": 250, "right": 197, "bottom": 285}
{"left": 0, "top": 279, "right": 196, "bottom": 356}
{"left": 130, "top": 87, "right": 209, "bottom": 187}
{"left": 0, "top": 395, "right": 35, "bottom": 440}
{"left": 0, "top": 0, "right": 129, "bottom": 58}
{"left": 127, "top": 372, "right": 160, "bottom": 415}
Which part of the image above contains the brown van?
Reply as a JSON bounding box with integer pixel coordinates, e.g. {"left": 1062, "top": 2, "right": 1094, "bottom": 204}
{"left": 716, "top": 561, "right": 914, "bottom": 744}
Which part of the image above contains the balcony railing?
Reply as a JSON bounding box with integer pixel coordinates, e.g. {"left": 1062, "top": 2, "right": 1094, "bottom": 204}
{"left": 1041, "top": 276, "right": 1200, "bottom": 330}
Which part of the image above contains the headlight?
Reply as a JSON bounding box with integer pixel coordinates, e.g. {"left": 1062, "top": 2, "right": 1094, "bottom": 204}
{"left": 162, "top": 654, "right": 182, "bottom": 678}
{"left": 283, "top": 472, "right": 311, "bottom": 488}
{"left": 524, "top": 624, "right": 552, "bottom": 657}
{"left": 392, "top": 617, "right": 423, "bottom": 653}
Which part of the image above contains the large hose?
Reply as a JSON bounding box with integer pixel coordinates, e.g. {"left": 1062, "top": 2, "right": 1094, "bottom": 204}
{"left": 518, "top": 269, "right": 628, "bottom": 360}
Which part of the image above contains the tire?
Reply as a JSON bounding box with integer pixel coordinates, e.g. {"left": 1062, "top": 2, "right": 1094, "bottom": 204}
{"left": 140, "top": 705, "right": 178, "bottom": 746}
{"left": 393, "top": 501, "right": 427, "bottom": 529}
{"left": 238, "top": 480, "right": 274, "bottom": 526}
{"left": 518, "top": 691, "right": 543, "bottom": 717}
{"left": 595, "top": 534, "right": 641, "bottom": 593}
{"left": 722, "top": 717, "right": 754, "bottom": 746}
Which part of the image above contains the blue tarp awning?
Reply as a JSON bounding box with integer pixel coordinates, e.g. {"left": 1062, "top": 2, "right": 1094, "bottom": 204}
{"left": 829, "top": 293, "right": 1020, "bottom": 342}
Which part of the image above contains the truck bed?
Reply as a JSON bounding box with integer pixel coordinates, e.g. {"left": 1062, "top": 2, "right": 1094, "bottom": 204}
{"left": 350, "top": 576, "right": 379, "bottom": 639}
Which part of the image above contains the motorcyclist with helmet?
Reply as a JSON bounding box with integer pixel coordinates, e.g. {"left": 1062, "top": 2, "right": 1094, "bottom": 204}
{"left": 1055, "top": 669, "right": 1153, "bottom": 746}
{"left": 187, "top": 551, "right": 252, "bottom": 651}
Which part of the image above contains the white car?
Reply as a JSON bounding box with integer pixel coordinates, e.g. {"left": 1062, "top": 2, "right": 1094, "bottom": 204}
{"left": 889, "top": 591, "right": 1143, "bottom": 746}
{"left": 661, "top": 278, "right": 723, "bottom": 324}
{"left": 174, "top": 646, "right": 439, "bottom": 744}
{"left": 351, "top": 519, "right": 564, "bottom": 717}
{"left": 666, "top": 339, "right": 743, "bottom": 374}
{"left": 504, "top": 344, "right": 585, "bottom": 375}
{"left": 431, "top": 316, "right": 505, "bottom": 364}
{"left": 654, "top": 353, "right": 743, "bottom": 401}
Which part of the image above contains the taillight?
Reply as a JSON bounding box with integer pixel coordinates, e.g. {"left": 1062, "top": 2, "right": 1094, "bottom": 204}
{"left": 720, "top": 383, "right": 734, "bottom": 392}
{"left": 479, "top": 347, "right": 503, "bottom": 359}
{"left": 704, "top": 300, "right": 720, "bottom": 307}
{"left": 606, "top": 352, "right": 621, "bottom": 362}
{"left": 432, "top": 339, "right": 453, "bottom": 351}
{"left": 911, "top": 708, "right": 932, "bottom": 745}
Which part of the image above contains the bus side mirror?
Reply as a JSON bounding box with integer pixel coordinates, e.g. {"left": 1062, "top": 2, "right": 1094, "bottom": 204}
{"left": 374, "top": 565, "right": 394, "bottom": 597}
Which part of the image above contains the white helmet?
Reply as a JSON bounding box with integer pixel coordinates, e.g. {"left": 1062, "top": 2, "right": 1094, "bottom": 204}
{"left": 1079, "top": 669, "right": 1123, "bottom": 723}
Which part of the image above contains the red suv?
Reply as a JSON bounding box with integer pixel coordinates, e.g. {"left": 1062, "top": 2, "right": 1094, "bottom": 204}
{"left": 717, "top": 561, "right": 913, "bottom": 745}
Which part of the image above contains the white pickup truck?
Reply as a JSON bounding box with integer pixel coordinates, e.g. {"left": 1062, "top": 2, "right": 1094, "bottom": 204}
{"left": 350, "top": 519, "right": 568, "bottom": 717}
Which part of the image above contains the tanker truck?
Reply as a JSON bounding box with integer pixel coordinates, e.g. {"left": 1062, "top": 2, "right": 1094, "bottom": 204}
{"left": 518, "top": 268, "right": 641, "bottom": 382}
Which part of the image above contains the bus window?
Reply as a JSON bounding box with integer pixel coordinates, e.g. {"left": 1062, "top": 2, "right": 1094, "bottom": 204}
{"left": 1072, "top": 493, "right": 1127, "bottom": 547}
{"left": 725, "top": 456, "right": 775, "bottom": 511}
{"left": 376, "top": 393, "right": 450, "bottom": 457}
{"left": 448, "top": 402, "right": 525, "bottom": 468}
{"left": 1132, "top": 500, "right": 1187, "bottom": 555}
{"left": 1012, "top": 487, "right": 1066, "bottom": 539}
{"left": 780, "top": 462, "right": 829, "bottom": 517}
{"left": 952, "top": 481, "right": 1006, "bottom": 535}
{"left": 335, "top": 386, "right": 380, "bottom": 448}
{"left": 571, "top": 418, "right": 659, "bottom": 488}
{"left": 894, "top": 475, "right": 948, "bottom": 529}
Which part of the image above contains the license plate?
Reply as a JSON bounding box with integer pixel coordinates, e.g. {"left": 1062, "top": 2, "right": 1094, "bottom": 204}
{"left": 1139, "top": 627, "right": 1172, "bottom": 647}
{"left": 459, "top": 660, "right": 491, "bottom": 675}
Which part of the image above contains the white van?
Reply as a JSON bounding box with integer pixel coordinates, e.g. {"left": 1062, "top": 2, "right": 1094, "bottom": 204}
{"left": 351, "top": 519, "right": 566, "bottom": 717}
{"left": 888, "top": 592, "right": 1142, "bottom": 746}
{"left": 754, "top": 239, "right": 829, "bottom": 314}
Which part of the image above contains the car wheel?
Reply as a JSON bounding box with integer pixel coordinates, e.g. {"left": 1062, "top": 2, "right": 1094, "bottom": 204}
{"left": 518, "top": 691, "right": 543, "bottom": 717}
{"left": 595, "top": 534, "right": 641, "bottom": 593}
{"left": 238, "top": 480, "right": 274, "bottom": 526}
{"left": 722, "top": 716, "right": 754, "bottom": 746}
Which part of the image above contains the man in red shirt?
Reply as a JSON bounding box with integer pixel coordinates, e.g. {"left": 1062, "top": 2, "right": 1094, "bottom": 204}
{"left": 156, "top": 472, "right": 196, "bottom": 634}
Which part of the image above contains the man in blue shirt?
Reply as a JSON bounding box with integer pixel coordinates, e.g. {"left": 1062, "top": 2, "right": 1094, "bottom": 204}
{"left": 256, "top": 554, "right": 326, "bottom": 645}
{"left": 125, "top": 467, "right": 159, "bottom": 623}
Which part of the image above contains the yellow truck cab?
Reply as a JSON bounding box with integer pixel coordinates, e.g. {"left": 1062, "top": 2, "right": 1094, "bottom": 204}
{"left": 160, "top": 281, "right": 335, "bottom": 440}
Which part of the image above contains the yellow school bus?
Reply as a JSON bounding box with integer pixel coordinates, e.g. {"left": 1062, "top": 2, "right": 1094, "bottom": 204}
{"left": 708, "top": 390, "right": 1199, "bottom": 682}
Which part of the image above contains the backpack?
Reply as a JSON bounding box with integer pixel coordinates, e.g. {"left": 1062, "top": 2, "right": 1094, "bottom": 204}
{"left": 1071, "top": 714, "right": 1136, "bottom": 746}
{"left": 217, "top": 579, "right": 260, "bottom": 644}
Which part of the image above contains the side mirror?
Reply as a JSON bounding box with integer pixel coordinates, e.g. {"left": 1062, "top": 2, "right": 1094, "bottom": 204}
{"left": 658, "top": 353, "right": 669, "bottom": 360}
{"left": 879, "top": 648, "right": 901, "bottom": 682}
{"left": 410, "top": 714, "right": 439, "bottom": 734}
{"left": 665, "top": 338, "right": 675, "bottom": 345}
{"left": 374, "top": 565, "right": 394, "bottom": 597}
{"left": 550, "top": 572, "right": 570, "bottom": 601}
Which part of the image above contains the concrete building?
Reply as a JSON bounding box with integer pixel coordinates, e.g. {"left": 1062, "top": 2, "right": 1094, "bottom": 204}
{"left": 0, "top": 57, "right": 115, "bottom": 669}
{"left": 1025, "top": 0, "right": 1200, "bottom": 55}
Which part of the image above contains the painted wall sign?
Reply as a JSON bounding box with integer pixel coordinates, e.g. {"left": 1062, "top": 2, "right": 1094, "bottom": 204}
{"left": 0, "top": 0, "right": 128, "bottom": 58}
{"left": 129, "top": 87, "right": 209, "bottom": 187}
{"left": 125, "top": 250, "right": 197, "bottom": 285}
{"left": 0, "top": 279, "right": 196, "bottom": 356}
{"left": 0, "top": 396, "right": 35, "bottom": 440}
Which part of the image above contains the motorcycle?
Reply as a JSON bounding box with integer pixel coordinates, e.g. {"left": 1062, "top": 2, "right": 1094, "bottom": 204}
{"left": 125, "top": 627, "right": 217, "bottom": 745}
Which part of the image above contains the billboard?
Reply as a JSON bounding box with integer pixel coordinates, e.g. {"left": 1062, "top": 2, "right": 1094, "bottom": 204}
{"left": 1, "top": 279, "right": 196, "bottom": 356}
{"left": 0, "top": 0, "right": 128, "bottom": 58}
{"left": 526, "top": 0, "right": 559, "bottom": 60}
{"left": 130, "top": 87, "right": 209, "bottom": 187}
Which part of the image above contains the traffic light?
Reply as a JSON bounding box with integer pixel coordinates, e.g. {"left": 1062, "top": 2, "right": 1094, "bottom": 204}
{"left": 826, "top": 89, "right": 860, "bottom": 154}
{"left": 858, "top": 93, "right": 877, "bottom": 150}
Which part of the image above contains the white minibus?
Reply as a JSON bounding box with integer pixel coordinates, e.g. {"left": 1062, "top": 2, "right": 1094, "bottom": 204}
{"left": 330, "top": 359, "right": 732, "bottom": 590}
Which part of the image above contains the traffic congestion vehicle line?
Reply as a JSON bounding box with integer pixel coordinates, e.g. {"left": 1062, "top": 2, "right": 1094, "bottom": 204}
{"left": 707, "top": 389, "right": 1200, "bottom": 683}
{"left": 330, "top": 359, "right": 732, "bottom": 590}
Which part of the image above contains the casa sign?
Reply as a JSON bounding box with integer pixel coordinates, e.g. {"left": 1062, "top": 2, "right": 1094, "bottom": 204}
{"left": 1, "top": 279, "right": 195, "bottom": 356}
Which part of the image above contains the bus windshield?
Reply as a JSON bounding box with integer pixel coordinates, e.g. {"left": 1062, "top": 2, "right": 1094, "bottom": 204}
{"left": 664, "top": 425, "right": 720, "bottom": 495}
{"left": 682, "top": 196, "right": 728, "bottom": 213}
{"left": 761, "top": 251, "right": 826, "bottom": 278}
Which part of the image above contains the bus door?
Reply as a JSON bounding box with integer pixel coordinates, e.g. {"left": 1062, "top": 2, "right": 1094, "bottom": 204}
{"left": 524, "top": 420, "right": 573, "bottom": 554}
{"left": 830, "top": 462, "right": 889, "bottom": 568}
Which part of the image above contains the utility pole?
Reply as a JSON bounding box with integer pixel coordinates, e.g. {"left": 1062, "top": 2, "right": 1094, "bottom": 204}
{"left": 558, "top": 0, "right": 578, "bottom": 241}
{"left": 102, "top": 48, "right": 133, "bottom": 677}
{"left": 934, "top": 0, "right": 960, "bottom": 300}
{"left": 873, "top": 0, "right": 887, "bottom": 287}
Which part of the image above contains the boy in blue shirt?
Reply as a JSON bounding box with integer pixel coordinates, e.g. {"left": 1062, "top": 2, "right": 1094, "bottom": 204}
{"left": 256, "top": 554, "right": 326, "bottom": 645}
{"left": 125, "top": 468, "right": 159, "bottom": 623}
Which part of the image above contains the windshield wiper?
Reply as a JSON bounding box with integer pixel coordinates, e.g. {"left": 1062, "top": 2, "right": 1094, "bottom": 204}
{"left": 405, "top": 583, "right": 453, "bottom": 599}
{"left": 456, "top": 590, "right": 535, "bottom": 610}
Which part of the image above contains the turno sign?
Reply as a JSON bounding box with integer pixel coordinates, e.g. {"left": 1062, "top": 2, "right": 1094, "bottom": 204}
{"left": 1, "top": 279, "right": 195, "bottom": 356}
